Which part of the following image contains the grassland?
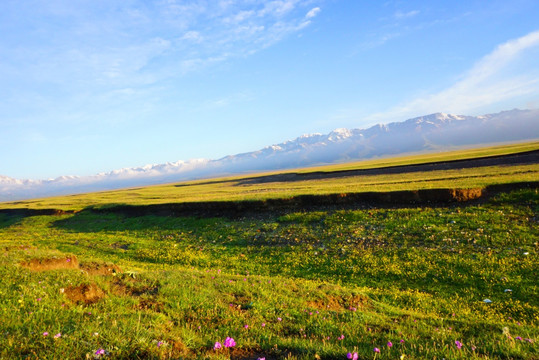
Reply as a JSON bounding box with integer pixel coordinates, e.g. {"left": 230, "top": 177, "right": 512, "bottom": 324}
{"left": 0, "top": 143, "right": 538, "bottom": 359}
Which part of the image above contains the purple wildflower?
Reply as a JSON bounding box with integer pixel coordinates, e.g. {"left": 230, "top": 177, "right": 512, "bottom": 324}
{"left": 43, "top": 332, "right": 49, "bottom": 336}
{"left": 277, "top": 317, "right": 282, "bottom": 322}
{"left": 224, "top": 337, "right": 236, "bottom": 348}
{"left": 374, "top": 347, "right": 380, "bottom": 353}
{"left": 54, "top": 333, "right": 61, "bottom": 338}
{"left": 347, "top": 352, "right": 358, "bottom": 360}
{"left": 455, "top": 340, "right": 463, "bottom": 349}
{"left": 95, "top": 349, "right": 106, "bottom": 355}
{"left": 213, "top": 342, "right": 222, "bottom": 350}
{"left": 387, "top": 341, "right": 393, "bottom": 348}
{"left": 400, "top": 339, "right": 405, "bottom": 343}
{"left": 515, "top": 336, "right": 522, "bottom": 341}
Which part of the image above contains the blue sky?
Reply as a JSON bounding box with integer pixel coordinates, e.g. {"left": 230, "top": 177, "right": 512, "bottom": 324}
{"left": 2, "top": 0, "right": 539, "bottom": 180}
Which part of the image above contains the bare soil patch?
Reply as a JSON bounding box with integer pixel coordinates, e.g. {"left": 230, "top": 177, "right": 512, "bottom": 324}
{"left": 64, "top": 283, "right": 106, "bottom": 305}
{"left": 111, "top": 278, "right": 160, "bottom": 297}
{"left": 80, "top": 262, "right": 121, "bottom": 276}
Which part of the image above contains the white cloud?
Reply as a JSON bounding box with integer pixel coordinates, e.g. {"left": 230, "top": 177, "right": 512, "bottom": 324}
{"left": 306, "top": 7, "right": 321, "bottom": 19}
{"left": 258, "top": 0, "right": 298, "bottom": 17}
{"left": 366, "top": 30, "right": 539, "bottom": 122}
{"left": 394, "top": 10, "right": 420, "bottom": 19}
{"left": 181, "top": 30, "right": 203, "bottom": 43}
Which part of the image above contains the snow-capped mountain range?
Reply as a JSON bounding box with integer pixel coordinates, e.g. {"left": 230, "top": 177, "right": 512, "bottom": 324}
{"left": 2, "top": 109, "right": 538, "bottom": 202}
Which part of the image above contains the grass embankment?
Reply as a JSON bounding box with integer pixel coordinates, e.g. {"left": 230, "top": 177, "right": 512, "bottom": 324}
{"left": 0, "top": 188, "right": 537, "bottom": 359}
{"left": 1, "top": 141, "right": 538, "bottom": 211}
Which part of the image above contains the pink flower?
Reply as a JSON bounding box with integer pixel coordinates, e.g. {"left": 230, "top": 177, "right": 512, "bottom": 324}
{"left": 54, "top": 333, "right": 61, "bottom": 338}
{"left": 95, "top": 349, "right": 106, "bottom": 356}
{"left": 213, "top": 342, "right": 222, "bottom": 350}
{"left": 387, "top": 341, "right": 393, "bottom": 348}
{"left": 277, "top": 317, "right": 282, "bottom": 321}
{"left": 455, "top": 340, "right": 462, "bottom": 349}
{"left": 261, "top": 323, "right": 266, "bottom": 327}
{"left": 224, "top": 337, "right": 236, "bottom": 348}
{"left": 400, "top": 339, "right": 405, "bottom": 343}
{"left": 42, "top": 332, "right": 49, "bottom": 336}
{"left": 244, "top": 324, "right": 249, "bottom": 329}
{"left": 374, "top": 347, "right": 380, "bottom": 353}
{"left": 347, "top": 352, "right": 358, "bottom": 360}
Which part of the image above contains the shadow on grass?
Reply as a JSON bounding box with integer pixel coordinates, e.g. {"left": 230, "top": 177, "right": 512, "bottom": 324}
{"left": 0, "top": 213, "right": 26, "bottom": 229}
{"left": 51, "top": 208, "right": 229, "bottom": 233}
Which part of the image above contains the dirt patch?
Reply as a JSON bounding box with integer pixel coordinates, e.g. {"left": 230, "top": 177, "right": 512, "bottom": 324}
{"left": 306, "top": 294, "right": 369, "bottom": 312}
{"left": 64, "top": 283, "right": 106, "bottom": 305}
{"left": 21, "top": 255, "right": 79, "bottom": 271}
{"left": 135, "top": 298, "right": 164, "bottom": 312}
{"left": 80, "top": 262, "right": 121, "bottom": 276}
{"left": 111, "top": 278, "right": 160, "bottom": 297}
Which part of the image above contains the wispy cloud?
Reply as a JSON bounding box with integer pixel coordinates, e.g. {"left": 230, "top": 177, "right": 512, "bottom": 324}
{"left": 0, "top": 0, "right": 322, "bottom": 95}
{"left": 394, "top": 10, "right": 420, "bottom": 19}
{"left": 365, "top": 30, "right": 539, "bottom": 123}
{"left": 306, "top": 7, "right": 321, "bottom": 19}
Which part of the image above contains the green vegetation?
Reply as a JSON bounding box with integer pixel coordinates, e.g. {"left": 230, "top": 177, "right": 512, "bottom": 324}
{"left": 1, "top": 188, "right": 537, "bottom": 359}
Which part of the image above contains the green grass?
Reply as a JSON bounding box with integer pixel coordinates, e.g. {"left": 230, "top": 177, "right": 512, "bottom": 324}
{"left": 1, "top": 141, "right": 538, "bottom": 211}
{"left": 0, "top": 188, "right": 537, "bottom": 359}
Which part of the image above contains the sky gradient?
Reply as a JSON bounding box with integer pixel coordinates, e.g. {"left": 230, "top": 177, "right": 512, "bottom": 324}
{"left": 2, "top": 0, "right": 539, "bottom": 180}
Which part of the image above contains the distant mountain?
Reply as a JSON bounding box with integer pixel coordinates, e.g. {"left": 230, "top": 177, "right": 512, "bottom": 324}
{"left": 1, "top": 109, "right": 538, "bottom": 202}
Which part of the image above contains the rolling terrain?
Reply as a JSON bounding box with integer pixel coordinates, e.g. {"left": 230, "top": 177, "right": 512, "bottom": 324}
{"left": 0, "top": 143, "right": 537, "bottom": 359}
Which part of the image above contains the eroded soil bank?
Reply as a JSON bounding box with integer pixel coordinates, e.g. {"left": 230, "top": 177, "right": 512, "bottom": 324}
{"left": 89, "top": 181, "right": 538, "bottom": 218}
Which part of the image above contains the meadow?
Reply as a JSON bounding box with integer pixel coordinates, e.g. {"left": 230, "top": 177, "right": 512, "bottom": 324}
{"left": 0, "top": 143, "right": 538, "bottom": 359}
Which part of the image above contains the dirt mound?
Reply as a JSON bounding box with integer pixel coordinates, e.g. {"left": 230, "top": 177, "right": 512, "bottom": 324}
{"left": 21, "top": 256, "right": 79, "bottom": 271}
{"left": 80, "top": 262, "right": 121, "bottom": 276}
{"left": 64, "top": 283, "right": 106, "bottom": 305}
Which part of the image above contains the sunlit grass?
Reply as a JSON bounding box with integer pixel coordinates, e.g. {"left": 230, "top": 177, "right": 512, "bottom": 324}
{"left": 0, "top": 188, "right": 537, "bottom": 359}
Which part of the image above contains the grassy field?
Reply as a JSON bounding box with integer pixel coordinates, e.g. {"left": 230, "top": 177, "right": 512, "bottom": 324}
{"left": 0, "top": 143, "right": 538, "bottom": 359}
{"left": 1, "top": 141, "right": 538, "bottom": 211}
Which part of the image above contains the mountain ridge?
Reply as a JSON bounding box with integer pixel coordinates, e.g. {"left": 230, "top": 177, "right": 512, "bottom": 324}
{"left": 1, "top": 109, "right": 538, "bottom": 201}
